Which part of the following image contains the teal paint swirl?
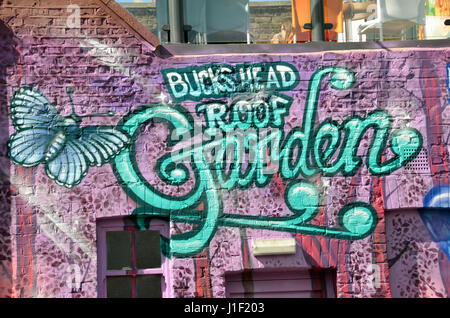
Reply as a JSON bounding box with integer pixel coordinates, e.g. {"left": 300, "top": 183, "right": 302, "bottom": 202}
{"left": 112, "top": 65, "right": 422, "bottom": 258}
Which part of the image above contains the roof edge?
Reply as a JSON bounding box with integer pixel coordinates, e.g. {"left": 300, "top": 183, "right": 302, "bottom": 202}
{"left": 97, "top": 0, "right": 160, "bottom": 50}
{"left": 159, "top": 39, "right": 450, "bottom": 56}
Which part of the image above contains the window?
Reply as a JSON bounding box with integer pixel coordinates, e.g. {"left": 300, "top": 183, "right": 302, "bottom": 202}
{"left": 97, "top": 218, "right": 170, "bottom": 298}
{"left": 115, "top": 0, "right": 449, "bottom": 44}
{"left": 155, "top": 0, "right": 251, "bottom": 44}
{"left": 291, "top": 0, "right": 449, "bottom": 43}
{"left": 225, "top": 269, "right": 337, "bottom": 298}
{"left": 340, "top": 0, "right": 448, "bottom": 42}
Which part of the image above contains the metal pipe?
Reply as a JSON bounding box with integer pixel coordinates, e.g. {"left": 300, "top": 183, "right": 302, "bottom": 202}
{"left": 168, "top": 0, "right": 184, "bottom": 43}
{"left": 310, "top": 0, "right": 326, "bottom": 41}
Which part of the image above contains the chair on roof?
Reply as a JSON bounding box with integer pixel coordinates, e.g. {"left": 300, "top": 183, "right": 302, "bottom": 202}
{"left": 291, "top": 0, "right": 344, "bottom": 42}
{"left": 156, "top": 0, "right": 250, "bottom": 44}
{"left": 357, "top": 0, "right": 426, "bottom": 41}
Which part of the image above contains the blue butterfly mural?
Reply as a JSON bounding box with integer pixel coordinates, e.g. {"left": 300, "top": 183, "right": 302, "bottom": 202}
{"left": 7, "top": 86, "right": 130, "bottom": 188}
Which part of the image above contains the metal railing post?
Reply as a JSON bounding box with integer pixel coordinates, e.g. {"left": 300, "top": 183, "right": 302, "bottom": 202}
{"left": 310, "top": 0, "right": 326, "bottom": 41}
{"left": 168, "top": 0, "right": 184, "bottom": 43}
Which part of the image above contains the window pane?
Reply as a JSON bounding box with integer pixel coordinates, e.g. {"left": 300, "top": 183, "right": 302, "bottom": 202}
{"left": 205, "top": 0, "right": 250, "bottom": 43}
{"left": 156, "top": 0, "right": 251, "bottom": 44}
{"left": 342, "top": 0, "right": 425, "bottom": 42}
{"left": 107, "top": 276, "right": 132, "bottom": 298}
{"left": 339, "top": 0, "right": 449, "bottom": 42}
{"left": 252, "top": 1, "right": 292, "bottom": 44}
{"left": 119, "top": 0, "right": 295, "bottom": 44}
{"left": 116, "top": 1, "right": 158, "bottom": 38}
{"left": 136, "top": 275, "right": 162, "bottom": 298}
{"left": 116, "top": 0, "right": 448, "bottom": 45}
{"left": 135, "top": 230, "right": 161, "bottom": 269}
{"left": 106, "top": 231, "right": 132, "bottom": 270}
{"left": 156, "top": 0, "right": 206, "bottom": 44}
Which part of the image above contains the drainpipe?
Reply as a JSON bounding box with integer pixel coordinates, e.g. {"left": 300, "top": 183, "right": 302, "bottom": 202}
{"left": 310, "top": 0, "right": 326, "bottom": 41}
{"left": 168, "top": 0, "right": 184, "bottom": 43}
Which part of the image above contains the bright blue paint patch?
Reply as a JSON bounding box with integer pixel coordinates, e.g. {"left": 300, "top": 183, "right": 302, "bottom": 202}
{"left": 424, "top": 185, "right": 450, "bottom": 208}
{"left": 421, "top": 185, "right": 450, "bottom": 259}
{"left": 447, "top": 63, "right": 450, "bottom": 103}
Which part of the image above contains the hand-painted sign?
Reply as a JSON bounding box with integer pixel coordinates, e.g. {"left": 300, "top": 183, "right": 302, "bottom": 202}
{"left": 112, "top": 64, "right": 423, "bottom": 257}
{"left": 8, "top": 63, "right": 423, "bottom": 258}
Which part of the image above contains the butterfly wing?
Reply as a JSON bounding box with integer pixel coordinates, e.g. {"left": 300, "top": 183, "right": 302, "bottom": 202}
{"left": 10, "top": 86, "right": 65, "bottom": 130}
{"left": 44, "top": 126, "right": 129, "bottom": 188}
{"left": 9, "top": 86, "right": 130, "bottom": 189}
{"left": 8, "top": 87, "right": 64, "bottom": 168}
{"left": 8, "top": 128, "right": 55, "bottom": 167}
{"left": 44, "top": 139, "right": 88, "bottom": 188}
{"left": 76, "top": 126, "right": 130, "bottom": 166}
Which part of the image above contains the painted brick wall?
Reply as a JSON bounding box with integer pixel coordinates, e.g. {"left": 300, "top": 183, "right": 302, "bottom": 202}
{"left": 0, "top": 0, "right": 154, "bottom": 298}
{"left": 0, "top": 0, "right": 449, "bottom": 298}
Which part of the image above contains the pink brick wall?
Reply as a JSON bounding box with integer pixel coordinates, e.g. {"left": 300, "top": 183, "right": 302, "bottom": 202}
{"left": 0, "top": 0, "right": 448, "bottom": 298}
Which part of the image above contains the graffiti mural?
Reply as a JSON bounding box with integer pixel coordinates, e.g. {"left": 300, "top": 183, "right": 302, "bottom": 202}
{"left": 8, "top": 87, "right": 129, "bottom": 189}
{"left": 386, "top": 204, "right": 450, "bottom": 297}
{"left": 112, "top": 64, "right": 423, "bottom": 257}
{"left": 1, "top": 0, "right": 449, "bottom": 299}
{"left": 9, "top": 63, "right": 423, "bottom": 259}
{"left": 447, "top": 63, "right": 450, "bottom": 103}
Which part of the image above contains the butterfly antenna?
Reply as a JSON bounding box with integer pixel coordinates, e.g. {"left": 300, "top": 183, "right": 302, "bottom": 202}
{"left": 65, "top": 86, "right": 114, "bottom": 118}
{"left": 66, "top": 86, "right": 76, "bottom": 115}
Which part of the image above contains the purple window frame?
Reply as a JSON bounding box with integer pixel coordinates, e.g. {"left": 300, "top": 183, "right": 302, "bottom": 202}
{"left": 96, "top": 216, "right": 172, "bottom": 298}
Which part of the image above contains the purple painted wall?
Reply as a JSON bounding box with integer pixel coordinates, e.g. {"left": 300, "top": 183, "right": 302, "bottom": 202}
{"left": 0, "top": 0, "right": 448, "bottom": 298}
